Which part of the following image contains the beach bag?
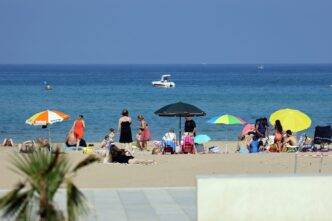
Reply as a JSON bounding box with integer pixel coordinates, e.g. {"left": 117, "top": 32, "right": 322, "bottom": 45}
{"left": 83, "top": 147, "right": 94, "bottom": 154}
{"left": 79, "top": 139, "right": 87, "bottom": 147}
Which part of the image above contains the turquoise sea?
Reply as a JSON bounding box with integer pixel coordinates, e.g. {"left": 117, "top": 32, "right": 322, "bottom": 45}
{"left": 0, "top": 64, "right": 331, "bottom": 142}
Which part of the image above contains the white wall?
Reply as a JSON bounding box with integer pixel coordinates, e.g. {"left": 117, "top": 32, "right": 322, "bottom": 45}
{"left": 197, "top": 175, "right": 332, "bottom": 221}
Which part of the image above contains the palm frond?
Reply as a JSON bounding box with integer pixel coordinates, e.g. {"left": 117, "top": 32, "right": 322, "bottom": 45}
{"left": 0, "top": 183, "right": 33, "bottom": 219}
{"left": 72, "top": 154, "right": 99, "bottom": 173}
{"left": 66, "top": 180, "right": 88, "bottom": 221}
{"left": 44, "top": 147, "right": 61, "bottom": 175}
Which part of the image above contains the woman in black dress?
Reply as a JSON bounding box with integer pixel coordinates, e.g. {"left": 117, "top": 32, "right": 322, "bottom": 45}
{"left": 118, "top": 109, "right": 133, "bottom": 152}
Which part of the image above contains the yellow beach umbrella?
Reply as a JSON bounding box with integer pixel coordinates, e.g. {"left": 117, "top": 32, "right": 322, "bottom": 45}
{"left": 269, "top": 108, "right": 311, "bottom": 132}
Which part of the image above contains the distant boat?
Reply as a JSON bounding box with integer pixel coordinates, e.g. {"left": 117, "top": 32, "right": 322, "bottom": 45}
{"left": 152, "top": 74, "right": 175, "bottom": 88}
{"left": 257, "top": 64, "right": 264, "bottom": 70}
{"left": 44, "top": 81, "right": 52, "bottom": 91}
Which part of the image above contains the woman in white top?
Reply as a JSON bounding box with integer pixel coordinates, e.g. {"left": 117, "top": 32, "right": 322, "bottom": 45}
{"left": 162, "top": 128, "right": 176, "bottom": 142}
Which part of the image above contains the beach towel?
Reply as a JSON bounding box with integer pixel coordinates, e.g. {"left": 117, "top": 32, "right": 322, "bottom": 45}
{"left": 209, "top": 146, "right": 221, "bottom": 153}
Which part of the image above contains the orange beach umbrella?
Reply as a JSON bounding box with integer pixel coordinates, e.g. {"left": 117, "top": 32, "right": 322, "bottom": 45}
{"left": 26, "top": 110, "right": 70, "bottom": 144}
{"left": 26, "top": 110, "right": 70, "bottom": 126}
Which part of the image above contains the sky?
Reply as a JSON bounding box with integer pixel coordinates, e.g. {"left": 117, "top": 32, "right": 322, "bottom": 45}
{"left": 0, "top": 0, "right": 332, "bottom": 64}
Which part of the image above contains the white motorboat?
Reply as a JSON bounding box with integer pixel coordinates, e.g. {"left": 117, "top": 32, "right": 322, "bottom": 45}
{"left": 152, "top": 74, "right": 175, "bottom": 88}
{"left": 257, "top": 64, "right": 264, "bottom": 70}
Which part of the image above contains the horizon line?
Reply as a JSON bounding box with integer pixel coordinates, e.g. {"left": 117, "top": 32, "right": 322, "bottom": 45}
{"left": 1, "top": 62, "right": 332, "bottom": 66}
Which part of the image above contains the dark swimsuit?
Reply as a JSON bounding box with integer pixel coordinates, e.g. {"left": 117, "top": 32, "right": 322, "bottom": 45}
{"left": 113, "top": 155, "right": 134, "bottom": 164}
{"left": 119, "top": 121, "right": 133, "bottom": 143}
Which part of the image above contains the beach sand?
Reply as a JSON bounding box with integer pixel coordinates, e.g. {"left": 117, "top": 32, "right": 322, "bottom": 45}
{"left": 0, "top": 141, "right": 331, "bottom": 189}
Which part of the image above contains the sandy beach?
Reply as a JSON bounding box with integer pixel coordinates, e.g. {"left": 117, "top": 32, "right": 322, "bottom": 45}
{"left": 1, "top": 141, "right": 331, "bottom": 189}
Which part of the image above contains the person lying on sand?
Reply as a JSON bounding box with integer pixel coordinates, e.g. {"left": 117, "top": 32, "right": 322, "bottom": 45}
{"left": 2, "top": 138, "right": 14, "bottom": 147}
{"left": 19, "top": 138, "right": 50, "bottom": 153}
{"left": 104, "top": 145, "right": 155, "bottom": 165}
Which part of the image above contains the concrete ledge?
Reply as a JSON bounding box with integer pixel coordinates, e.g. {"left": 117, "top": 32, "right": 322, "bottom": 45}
{"left": 197, "top": 174, "right": 332, "bottom": 221}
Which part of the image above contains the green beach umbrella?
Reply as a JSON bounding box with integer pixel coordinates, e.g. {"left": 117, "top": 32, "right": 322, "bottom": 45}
{"left": 207, "top": 114, "right": 246, "bottom": 125}
{"left": 208, "top": 114, "right": 246, "bottom": 151}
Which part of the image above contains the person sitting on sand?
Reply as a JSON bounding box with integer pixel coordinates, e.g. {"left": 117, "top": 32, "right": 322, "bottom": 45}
{"left": 100, "top": 128, "right": 115, "bottom": 149}
{"left": 2, "top": 138, "right": 14, "bottom": 147}
{"left": 65, "top": 129, "right": 77, "bottom": 147}
{"left": 282, "top": 130, "right": 298, "bottom": 151}
{"left": 237, "top": 134, "right": 251, "bottom": 153}
{"left": 162, "top": 128, "right": 177, "bottom": 153}
{"left": 105, "top": 145, "right": 155, "bottom": 165}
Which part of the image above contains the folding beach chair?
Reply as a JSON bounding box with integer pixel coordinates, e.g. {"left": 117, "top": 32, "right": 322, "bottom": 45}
{"left": 162, "top": 140, "right": 176, "bottom": 154}
{"left": 313, "top": 125, "right": 332, "bottom": 151}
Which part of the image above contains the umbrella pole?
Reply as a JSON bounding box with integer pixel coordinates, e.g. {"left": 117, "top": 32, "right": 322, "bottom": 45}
{"left": 48, "top": 125, "right": 51, "bottom": 147}
{"left": 179, "top": 116, "right": 182, "bottom": 141}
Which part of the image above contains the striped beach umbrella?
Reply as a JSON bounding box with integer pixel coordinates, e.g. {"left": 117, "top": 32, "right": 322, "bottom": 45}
{"left": 26, "top": 110, "right": 70, "bottom": 126}
{"left": 207, "top": 114, "right": 246, "bottom": 125}
{"left": 26, "top": 110, "right": 70, "bottom": 144}
{"left": 208, "top": 114, "right": 246, "bottom": 150}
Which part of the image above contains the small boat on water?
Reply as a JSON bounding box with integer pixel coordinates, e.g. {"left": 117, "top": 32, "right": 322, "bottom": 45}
{"left": 257, "top": 64, "right": 264, "bottom": 70}
{"left": 44, "top": 81, "right": 52, "bottom": 91}
{"left": 152, "top": 74, "right": 175, "bottom": 88}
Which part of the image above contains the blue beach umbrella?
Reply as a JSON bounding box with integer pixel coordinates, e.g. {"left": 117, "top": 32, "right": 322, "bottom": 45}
{"left": 194, "top": 134, "right": 211, "bottom": 144}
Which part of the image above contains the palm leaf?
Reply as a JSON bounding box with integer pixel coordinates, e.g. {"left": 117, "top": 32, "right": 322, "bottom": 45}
{"left": 72, "top": 154, "right": 99, "bottom": 173}
{"left": 66, "top": 180, "right": 88, "bottom": 221}
{"left": 0, "top": 183, "right": 32, "bottom": 219}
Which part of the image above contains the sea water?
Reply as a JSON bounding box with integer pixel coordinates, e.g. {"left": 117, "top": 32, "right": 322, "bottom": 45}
{"left": 0, "top": 64, "right": 331, "bottom": 142}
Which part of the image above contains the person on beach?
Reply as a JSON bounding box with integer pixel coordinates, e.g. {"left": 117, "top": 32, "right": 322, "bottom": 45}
{"left": 100, "top": 128, "right": 115, "bottom": 149}
{"left": 2, "top": 138, "right": 14, "bottom": 147}
{"left": 274, "top": 120, "right": 284, "bottom": 152}
{"left": 72, "top": 115, "right": 85, "bottom": 149}
{"left": 162, "top": 128, "right": 177, "bottom": 153}
{"left": 181, "top": 132, "right": 196, "bottom": 154}
{"left": 65, "top": 129, "right": 77, "bottom": 147}
{"left": 184, "top": 113, "right": 196, "bottom": 136}
{"left": 163, "top": 128, "right": 177, "bottom": 143}
{"left": 237, "top": 134, "right": 251, "bottom": 153}
{"left": 137, "top": 114, "right": 151, "bottom": 150}
{"left": 255, "top": 117, "right": 269, "bottom": 138}
{"left": 282, "top": 130, "right": 298, "bottom": 151}
{"left": 105, "top": 144, "right": 155, "bottom": 165}
{"left": 118, "top": 109, "right": 133, "bottom": 152}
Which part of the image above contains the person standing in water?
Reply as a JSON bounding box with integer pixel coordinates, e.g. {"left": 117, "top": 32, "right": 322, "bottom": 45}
{"left": 72, "top": 115, "right": 85, "bottom": 150}
{"left": 118, "top": 109, "right": 133, "bottom": 153}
